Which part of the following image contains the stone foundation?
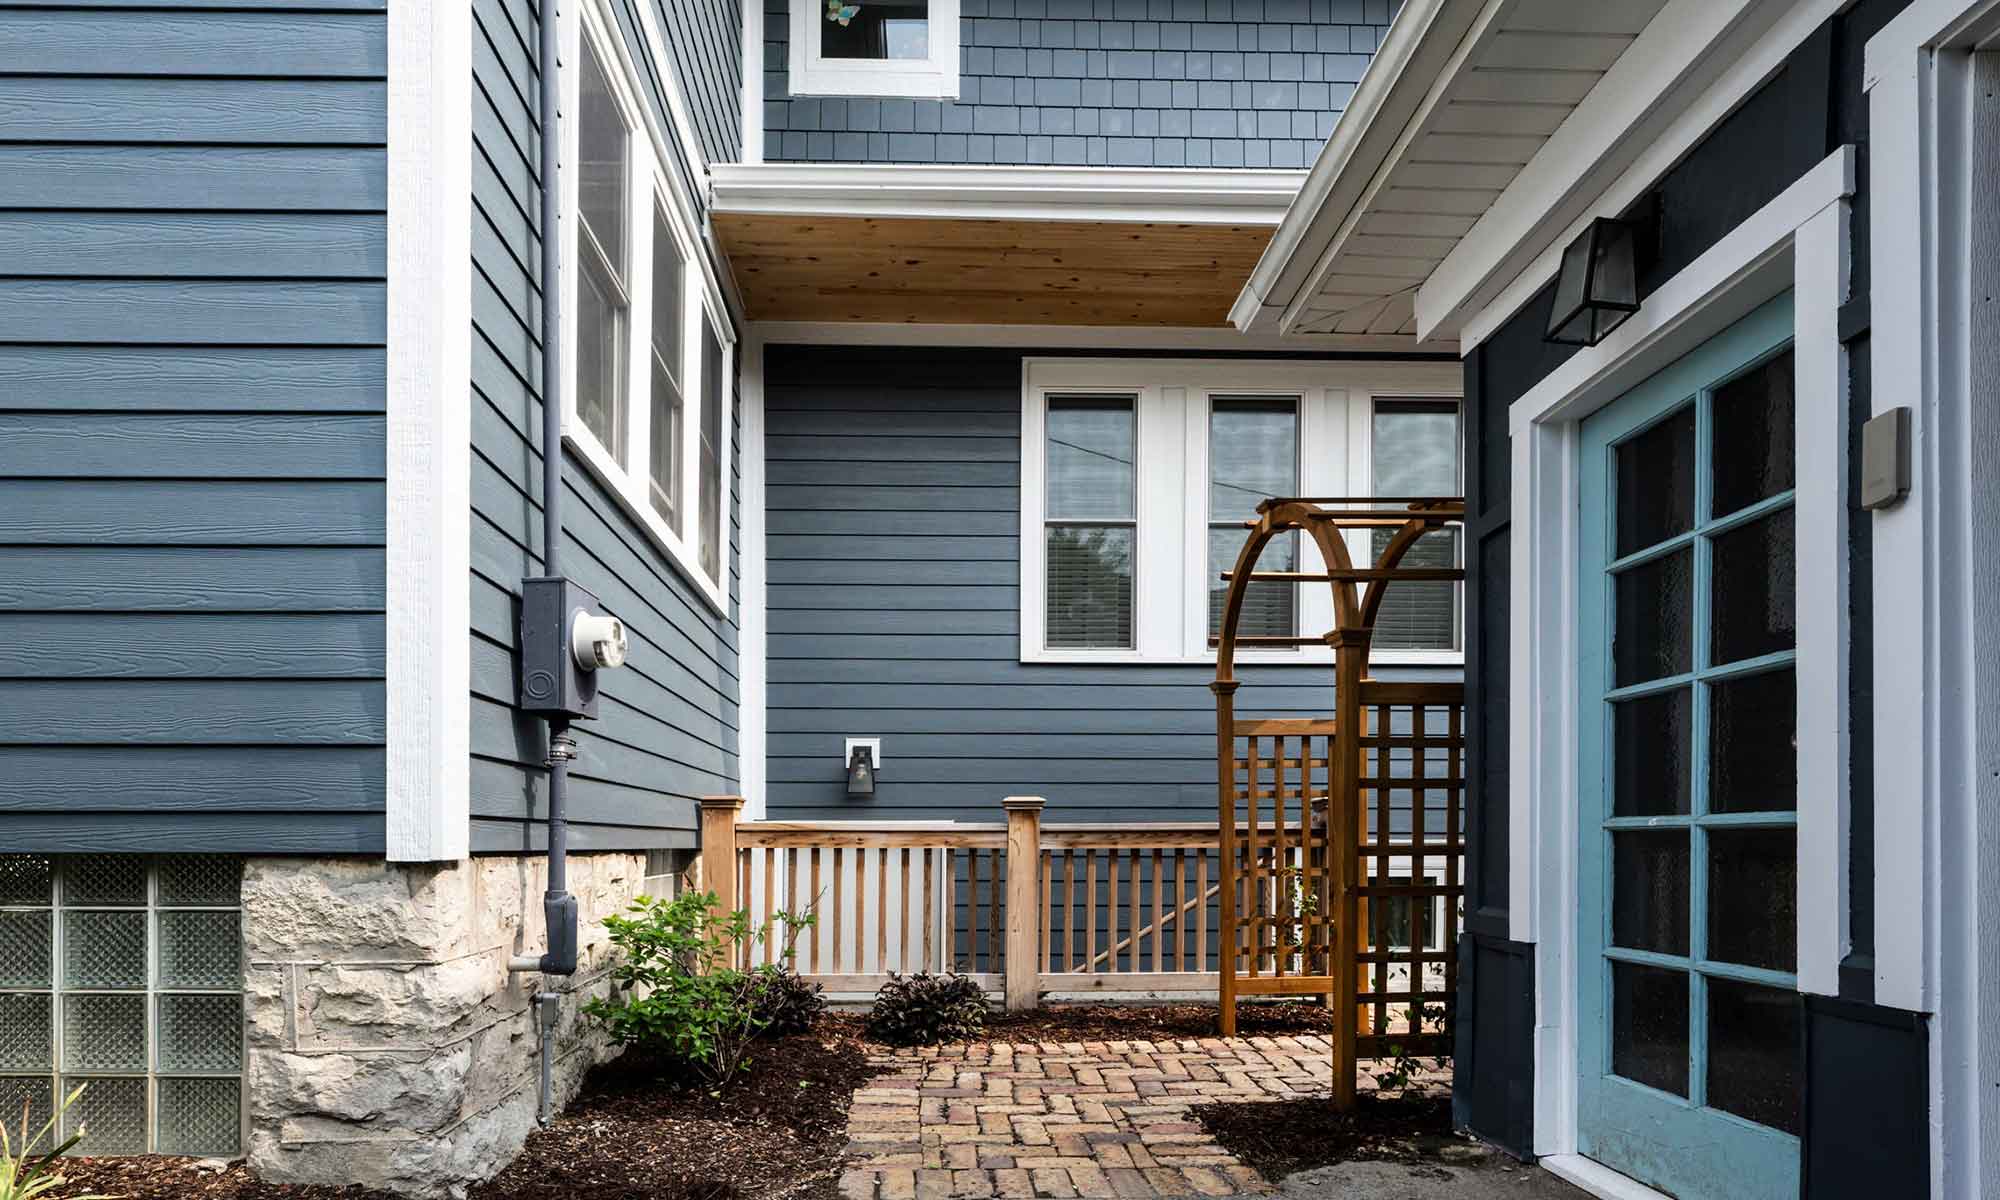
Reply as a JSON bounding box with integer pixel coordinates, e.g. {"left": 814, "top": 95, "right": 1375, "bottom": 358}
{"left": 241, "top": 853, "right": 651, "bottom": 1197}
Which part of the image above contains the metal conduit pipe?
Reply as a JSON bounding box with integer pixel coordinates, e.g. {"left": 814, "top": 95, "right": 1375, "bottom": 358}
{"left": 506, "top": 0, "right": 578, "bottom": 1128}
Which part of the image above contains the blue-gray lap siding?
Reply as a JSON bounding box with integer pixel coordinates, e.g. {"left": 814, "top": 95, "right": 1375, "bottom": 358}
{"left": 472, "top": 0, "right": 742, "bottom": 853}
{"left": 0, "top": 1, "right": 389, "bottom": 855}
{"left": 763, "top": 345, "right": 1455, "bottom": 824}
{"left": 763, "top": 0, "right": 1396, "bottom": 167}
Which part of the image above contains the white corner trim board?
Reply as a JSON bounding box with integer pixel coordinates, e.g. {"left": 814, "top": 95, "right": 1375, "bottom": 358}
{"left": 739, "top": 333, "right": 769, "bottom": 821}
{"left": 1438, "top": 0, "right": 1855, "bottom": 349}
{"left": 385, "top": 0, "right": 474, "bottom": 862}
{"left": 709, "top": 163, "right": 1307, "bottom": 226}
{"left": 1505, "top": 147, "right": 1854, "bottom": 1156}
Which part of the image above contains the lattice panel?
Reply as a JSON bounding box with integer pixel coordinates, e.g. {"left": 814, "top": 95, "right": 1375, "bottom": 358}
{"left": 64, "top": 856, "right": 147, "bottom": 907}
{"left": 62, "top": 995, "right": 146, "bottom": 1073}
{"left": 63, "top": 911, "right": 147, "bottom": 990}
{"left": 159, "top": 856, "right": 242, "bottom": 908}
{"left": 158, "top": 995, "right": 242, "bottom": 1073}
{"left": 157, "top": 1077, "right": 242, "bottom": 1157}
{"left": 0, "top": 856, "right": 51, "bottom": 906}
{"left": 159, "top": 911, "right": 243, "bottom": 989}
{"left": 1354, "top": 687, "right": 1465, "bottom": 1058}
{"left": 62, "top": 1075, "right": 148, "bottom": 1155}
{"left": 0, "top": 994, "right": 51, "bottom": 1072}
{"left": 0, "top": 911, "right": 52, "bottom": 989}
{"left": 1226, "top": 724, "right": 1336, "bottom": 984}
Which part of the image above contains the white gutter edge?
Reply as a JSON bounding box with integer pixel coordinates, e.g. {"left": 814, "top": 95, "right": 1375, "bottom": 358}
{"left": 1226, "top": 0, "right": 1464, "bottom": 333}
{"left": 709, "top": 163, "right": 1307, "bottom": 225}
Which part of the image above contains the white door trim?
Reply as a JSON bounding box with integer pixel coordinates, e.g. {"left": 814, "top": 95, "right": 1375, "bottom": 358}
{"left": 1505, "top": 147, "right": 1854, "bottom": 1158}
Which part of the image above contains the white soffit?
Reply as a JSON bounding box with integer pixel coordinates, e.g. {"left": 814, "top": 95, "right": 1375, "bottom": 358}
{"left": 708, "top": 162, "right": 1307, "bottom": 225}
{"left": 1232, "top": 0, "right": 1669, "bottom": 340}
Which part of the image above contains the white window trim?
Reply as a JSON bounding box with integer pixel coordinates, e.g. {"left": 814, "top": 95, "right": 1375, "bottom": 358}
{"left": 563, "top": 0, "right": 736, "bottom": 617}
{"left": 1019, "top": 358, "right": 1463, "bottom": 668}
{"left": 787, "top": 0, "right": 961, "bottom": 99}
{"left": 1494, "top": 146, "right": 1853, "bottom": 1163}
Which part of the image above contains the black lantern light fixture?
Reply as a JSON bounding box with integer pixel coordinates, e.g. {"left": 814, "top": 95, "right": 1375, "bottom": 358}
{"left": 1544, "top": 215, "right": 1641, "bottom": 346}
{"left": 845, "top": 744, "right": 877, "bottom": 798}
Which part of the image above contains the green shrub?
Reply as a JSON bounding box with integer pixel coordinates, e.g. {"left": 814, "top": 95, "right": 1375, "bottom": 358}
{"left": 3, "top": 1086, "right": 117, "bottom": 1200}
{"left": 585, "top": 890, "right": 813, "bottom": 1088}
{"left": 866, "top": 971, "right": 987, "bottom": 1046}
{"left": 752, "top": 967, "right": 825, "bottom": 1037}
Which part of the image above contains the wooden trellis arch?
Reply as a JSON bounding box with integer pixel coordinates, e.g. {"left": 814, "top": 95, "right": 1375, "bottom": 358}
{"left": 1212, "top": 496, "right": 1467, "bottom": 1108}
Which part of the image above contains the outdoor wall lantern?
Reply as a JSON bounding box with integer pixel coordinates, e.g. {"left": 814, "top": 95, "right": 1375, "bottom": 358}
{"left": 1544, "top": 216, "right": 1641, "bottom": 346}
{"left": 846, "top": 743, "right": 877, "bottom": 798}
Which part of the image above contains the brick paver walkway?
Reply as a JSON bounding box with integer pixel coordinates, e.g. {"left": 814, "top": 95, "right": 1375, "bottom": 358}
{"left": 837, "top": 1035, "right": 1338, "bottom": 1199}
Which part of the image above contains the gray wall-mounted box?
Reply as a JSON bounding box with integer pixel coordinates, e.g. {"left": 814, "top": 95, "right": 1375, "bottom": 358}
{"left": 519, "top": 576, "right": 601, "bottom": 720}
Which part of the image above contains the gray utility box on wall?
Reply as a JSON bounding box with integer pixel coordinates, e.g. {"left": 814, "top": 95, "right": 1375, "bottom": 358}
{"left": 519, "top": 576, "right": 602, "bottom": 720}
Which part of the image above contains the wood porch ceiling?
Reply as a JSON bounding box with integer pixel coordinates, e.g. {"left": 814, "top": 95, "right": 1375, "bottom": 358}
{"left": 712, "top": 212, "right": 1274, "bottom": 327}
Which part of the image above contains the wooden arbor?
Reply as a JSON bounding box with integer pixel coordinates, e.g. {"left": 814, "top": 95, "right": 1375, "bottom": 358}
{"left": 1211, "top": 497, "right": 1466, "bottom": 1108}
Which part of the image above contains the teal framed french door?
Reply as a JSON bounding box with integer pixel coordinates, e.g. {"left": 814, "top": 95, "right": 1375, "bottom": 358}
{"left": 1575, "top": 293, "right": 1803, "bottom": 1200}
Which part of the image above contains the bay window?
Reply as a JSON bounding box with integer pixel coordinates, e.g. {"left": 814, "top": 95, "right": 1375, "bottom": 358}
{"left": 1020, "top": 360, "right": 1463, "bottom": 665}
{"left": 564, "top": 9, "right": 734, "bottom": 611}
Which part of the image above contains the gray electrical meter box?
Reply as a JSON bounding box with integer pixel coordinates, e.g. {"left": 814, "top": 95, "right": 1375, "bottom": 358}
{"left": 520, "top": 576, "right": 601, "bottom": 720}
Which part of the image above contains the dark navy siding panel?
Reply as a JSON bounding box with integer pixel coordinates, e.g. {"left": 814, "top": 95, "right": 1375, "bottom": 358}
{"left": 0, "top": 1, "right": 388, "bottom": 854}
{"left": 764, "top": 343, "right": 1451, "bottom": 823}
{"left": 470, "top": 0, "right": 739, "bottom": 852}
{"left": 638, "top": 0, "right": 742, "bottom": 165}
{"left": 764, "top": 0, "right": 1394, "bottom": 166}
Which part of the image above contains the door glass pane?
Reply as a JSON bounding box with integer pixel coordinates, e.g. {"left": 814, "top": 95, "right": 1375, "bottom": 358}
{"left": 1612, "top": 831, "right": 1689, "bottom": 956}
{"left": 1047, "top": 527, "right": 1134, "bottom": 649}
{"left": 1707, "top": 980, "right": 1801, "bottom": 1135}
{"left": 1614, "top": 548, "right": 1692, "bottom": 686}
{"left": 1047, "top": 398, "right": 1135, "bottom": 518}
{"left": 1615, "top": 405, "right": 1695, "bottom": 557}
{"left": 1711, "top": 349, "right": 1796, "bottom": 518}
{"left": 1712, "top": 508, "right": 1795, "bottom": 665}
{"left": 1612, "top": 687, "right": 1691, "bottom": 816}
{"left": 1708, "top": 828, "right": 1797, "bottom": 972}
{"left": 1710, "top": 667, "right": 1796, "bottom": 814}
{"left": 1612, "top": 961, "right": 1689, "bottom": 1097}
{"left": 822, "top": 0, "right": 929, "bottom": 60}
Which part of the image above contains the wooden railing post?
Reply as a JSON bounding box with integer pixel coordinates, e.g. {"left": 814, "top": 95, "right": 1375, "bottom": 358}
{"left": 1002, "top": 796, "right": 1045, "bottom": 1011}
{"left": 1328, "top": 634, "right": 1367, "bottom": 1110}
{"left": 700, "top": 796, "right": 744, "bottom": 964}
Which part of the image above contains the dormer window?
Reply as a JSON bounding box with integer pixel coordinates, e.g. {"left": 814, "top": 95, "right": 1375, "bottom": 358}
{"left": 789, "top": 0, "right": 959, "bottom": 98}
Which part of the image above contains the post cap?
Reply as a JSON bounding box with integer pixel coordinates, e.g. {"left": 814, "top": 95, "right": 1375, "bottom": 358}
{"left": 699, "top": 794, "right": 745, "bottom": 811}
{"left": 1001, "top": 796, "right": 1046, "bottom": 811}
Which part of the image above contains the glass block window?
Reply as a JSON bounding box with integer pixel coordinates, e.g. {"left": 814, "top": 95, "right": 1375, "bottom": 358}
{"left": 0, "top": 855, "right": 243, "bottom": 1157}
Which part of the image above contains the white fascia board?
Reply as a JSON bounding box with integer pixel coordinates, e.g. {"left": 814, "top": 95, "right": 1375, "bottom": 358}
{"left": 1425, "top": 0, "right": 1828, "bottom": 346}
{"left": 384, "top": 0, "right": 473, "bottom": 862}
{"left": 1227, "top": 0, "right": 1484, "bottom": 334}
{"left": 708, "top": 163, "right": 1306, "bottom": 225}
{"left": 749, "top": 320, "right": 1454, "bottom": 355}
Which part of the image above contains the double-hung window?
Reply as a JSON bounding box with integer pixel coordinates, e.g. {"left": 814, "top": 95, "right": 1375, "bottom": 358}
{"left": 787, "top": 0, "right": 960, "bottom": 98}
{"left": 566, "top": 10, "right": 734, "bottom": 611}
{"left": 1021, "top": 360, "right": 1463, "bottom": 665}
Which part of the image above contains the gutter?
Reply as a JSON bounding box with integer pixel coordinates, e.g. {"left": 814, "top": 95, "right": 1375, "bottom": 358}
{"left": 1227, "top": 0, "right": 1484, "bottom": 334}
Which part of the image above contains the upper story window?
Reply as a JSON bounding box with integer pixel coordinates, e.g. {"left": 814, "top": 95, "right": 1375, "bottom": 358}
{"left": 789, "top": 0, "right": 960, "bottom": 98}
{"left": 1020, "top": 360, "right": 1464, "bottom": 666}
{"left": 565, "top": 9, "right": 735, "bottom": 612}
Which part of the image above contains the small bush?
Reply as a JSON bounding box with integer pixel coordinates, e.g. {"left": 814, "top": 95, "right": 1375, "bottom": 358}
{"left": 585, "top": 890, "right": 813, "bottom": 1088}
{"left": 753, "top": 967, "right": 826, "bottom": 1037}
{"left": 866, "top": 971, "right": 987, "bottom": 1046}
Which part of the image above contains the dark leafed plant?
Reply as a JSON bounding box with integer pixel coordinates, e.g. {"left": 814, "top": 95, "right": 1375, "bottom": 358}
{"left": 866, "top": 971, "right": 988, "bottom": 1047}
{"left": 585, "top": 889, "right": 815, "bottom": 1089}
{"left": 752, "top": 966, "right": 826, "bottom": 1037}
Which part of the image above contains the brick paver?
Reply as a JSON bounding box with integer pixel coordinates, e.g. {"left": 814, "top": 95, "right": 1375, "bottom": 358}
{"left": 838, "top": 1034, "right": 1349, "bottom": 1199}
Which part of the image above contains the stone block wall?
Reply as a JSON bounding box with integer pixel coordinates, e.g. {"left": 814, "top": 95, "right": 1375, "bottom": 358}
{"left": 240, "top": 853, "right": 653, "bottom": 1197}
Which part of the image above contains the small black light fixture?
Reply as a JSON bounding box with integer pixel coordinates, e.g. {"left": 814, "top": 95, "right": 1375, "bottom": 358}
{"left": 846, "top": 744, "right": 877, "bottom": 798}
{"left": 1544, "top": 216, "right": 1641, "bottom": 346}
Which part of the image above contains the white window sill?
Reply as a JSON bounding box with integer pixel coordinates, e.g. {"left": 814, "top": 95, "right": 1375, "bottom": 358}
{"left": 564, "top": 424, "right": 730, "bottom": 619}
{"left": 1018, "top": 648, "right": 1463, "bottom": 668}
{"left": 789, "top": 63, "right": 960, "bottom": 99}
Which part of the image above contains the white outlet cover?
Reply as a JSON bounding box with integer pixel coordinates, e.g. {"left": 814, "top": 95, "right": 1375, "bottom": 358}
{"left": 843, "top": 737, "right": 883, "bottom": 768}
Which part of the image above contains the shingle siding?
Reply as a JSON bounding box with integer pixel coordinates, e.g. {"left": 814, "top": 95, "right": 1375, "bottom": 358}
{"left": 765, "top": 0, "right": 1394, "bottom": 165}
{"left": 0, "top": 1, "right": 390, "bottom": 854}
{"left": 470, "top": 0, "right": 741, "bottom": 853}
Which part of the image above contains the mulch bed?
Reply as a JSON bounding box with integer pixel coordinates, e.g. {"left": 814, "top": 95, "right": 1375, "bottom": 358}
{"left": 1192, "top": 1091, "right": 1465, "bottom": 1184}
{"left": 982, "top": 1000, "right": 1336, "bottom": 1042}
{"left": 49, "top": 1016, "right": 881, "bottom": 1200}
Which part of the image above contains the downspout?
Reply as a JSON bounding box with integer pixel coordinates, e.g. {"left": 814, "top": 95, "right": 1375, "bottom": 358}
{"left": 506, "top": 0, "right": 578, "bottom": 1128}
